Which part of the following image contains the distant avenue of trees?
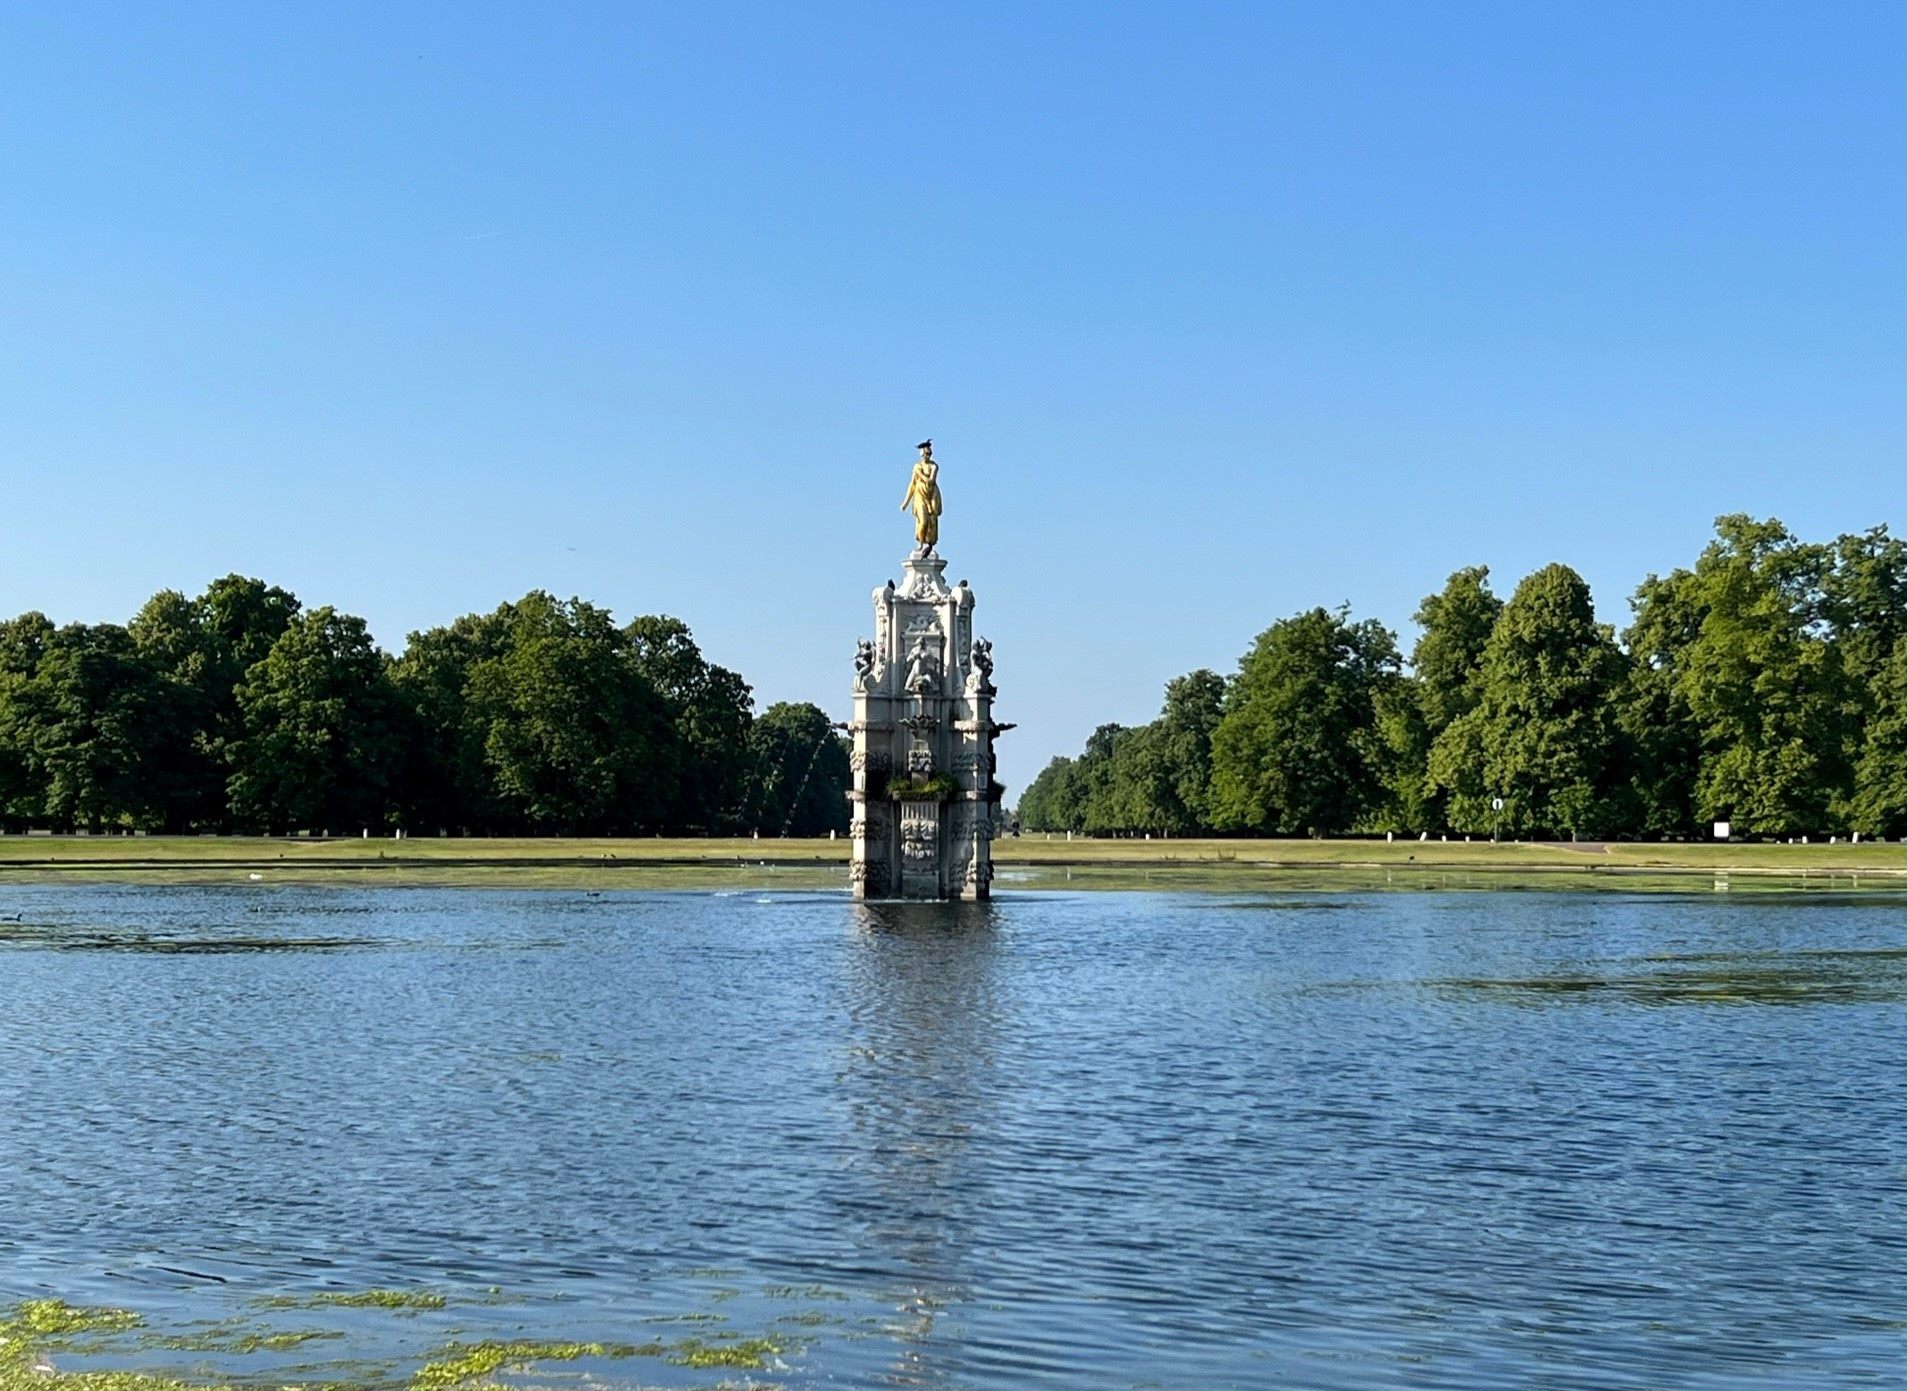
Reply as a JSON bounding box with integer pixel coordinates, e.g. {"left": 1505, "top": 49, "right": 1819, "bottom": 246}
{"left": 0, "top": 582, "right": 849, "bottom": 837}
{"left": 1019, "top": 516, "right": 1906, "bottom": 842}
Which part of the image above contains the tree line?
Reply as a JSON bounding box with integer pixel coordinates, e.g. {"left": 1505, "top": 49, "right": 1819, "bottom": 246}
{"left": 1018, "top": 516, "right": 1905, "bottom": 841}
{"left": 0, "top": 580, "right": 851, "bottom": 837}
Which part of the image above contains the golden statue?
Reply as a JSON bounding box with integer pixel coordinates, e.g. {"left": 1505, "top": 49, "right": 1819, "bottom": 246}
{"left": 900, "top": 439, "right": 942, "bottom": 549}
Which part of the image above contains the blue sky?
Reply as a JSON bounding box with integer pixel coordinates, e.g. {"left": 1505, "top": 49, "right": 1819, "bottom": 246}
{"left": 1, "top": 3, "right": 1899, "bottom": 793}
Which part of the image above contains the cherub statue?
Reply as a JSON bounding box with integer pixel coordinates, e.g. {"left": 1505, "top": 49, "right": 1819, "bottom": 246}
{"left": 967, "top": 636, "right": 995, "bottom": 695}
{"left": 852, "top": 638, "right": 876, "bottom": 690}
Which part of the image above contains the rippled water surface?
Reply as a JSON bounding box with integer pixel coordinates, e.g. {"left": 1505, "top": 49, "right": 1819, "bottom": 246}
{"left": 1, "top": 885, "right": 1901, "bottom": 1389}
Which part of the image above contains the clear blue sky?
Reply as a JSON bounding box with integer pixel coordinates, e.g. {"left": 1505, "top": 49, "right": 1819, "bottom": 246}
{"left": 1, "top": 3, "right": 1900, "bottom": 793}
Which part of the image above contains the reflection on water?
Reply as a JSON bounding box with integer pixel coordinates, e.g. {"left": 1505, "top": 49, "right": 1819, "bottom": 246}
{"left": 0, "top": 885, "right": 1900, "bottom": 1389}
{"left": 841, "top": 901, "right": 1003, "bottom": 1387}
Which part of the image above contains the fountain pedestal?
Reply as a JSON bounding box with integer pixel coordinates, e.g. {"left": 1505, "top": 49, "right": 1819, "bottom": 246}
{"left": 848, "top": 549, "right": 1000, "bottom": 900}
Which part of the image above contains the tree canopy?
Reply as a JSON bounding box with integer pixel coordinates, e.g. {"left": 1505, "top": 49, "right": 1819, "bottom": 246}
{"left": 0, "top": 579, "right": 844, "bottom": 837}
{"left": 0, "top": 514, "right": 1895, "bottom": 841}
{"left": 1019, "top": 516, "right": 1902, "bottom": 841}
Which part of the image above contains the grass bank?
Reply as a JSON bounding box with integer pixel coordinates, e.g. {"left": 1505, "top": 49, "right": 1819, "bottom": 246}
{"left": 0, "top": 833, "right": 1895, "bottom": 890}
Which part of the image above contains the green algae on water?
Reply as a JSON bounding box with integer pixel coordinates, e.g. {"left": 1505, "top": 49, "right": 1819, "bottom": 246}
{"left": 146, "top": 1330, "right": 342, "bottom": 1355}
{"left": 664, "top": 1337, "right": 783, "bottom": 1369}
{"left": 409, "top": 1339, "right": 660, "bottom": 1391}
{"left": 11, "top": 1302, "right": 142, "bottom": 1339}
{"left": 1, "top": 1302, "right": 184, "bottom": 1391}
{"left": 4, "top": 1296, "right": 792, "bottom": 1391}
{"left": 257, "top": 1290, "right": 446, "bottom": 1312}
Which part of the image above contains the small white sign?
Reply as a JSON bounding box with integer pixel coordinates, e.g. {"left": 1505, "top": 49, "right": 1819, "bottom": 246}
{"left": 1491, "top": 797, "right": 1504, "bottom": 812}
{"left": 1713, "top": 820, "right": 1731, "bottom": 841}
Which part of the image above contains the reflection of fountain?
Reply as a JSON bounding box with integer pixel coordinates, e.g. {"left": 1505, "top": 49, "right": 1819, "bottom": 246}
{"left": 835, "top": 900, "right": 1004, "bottom": 1387}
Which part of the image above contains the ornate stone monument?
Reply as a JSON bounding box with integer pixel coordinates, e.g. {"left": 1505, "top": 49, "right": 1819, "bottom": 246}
{"left": 849, "top": 441, "right": 1004, "bottom": 900}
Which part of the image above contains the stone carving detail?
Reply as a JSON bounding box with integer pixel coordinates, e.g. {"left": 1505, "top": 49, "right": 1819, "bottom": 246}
{"left": 850, "top": 749, "right": 892, "bottom": 774}
{"left": 873, "top": 588, "right": 893, "bottom": 672}
{"left": 906, "top": 741, "right": 934, "bottom": 776}
{"left": 904, "top": 635, "right": 941, "bottom": 695}
{"left": 955, "top": 588, "right": 973, "bottom": 672}
{"left": 900, "top": 812, "right": 937, "bottom": 866}
{"left": 852, "top": 638, "right": 876, "bottom": 691}
{"left": 850, "top": 801, "right": 887, "bottom": 841}
{"left": 963, "top": 856, "right": 993, "bottom": 888}
{"left": 966, "top": 637, "right": 995, "bottom": 695}
{"left": 898, "top": 560, "right": 950, "bottom": 601}
{"left": 850, "top": 860, "right": 888, "bottom": 894}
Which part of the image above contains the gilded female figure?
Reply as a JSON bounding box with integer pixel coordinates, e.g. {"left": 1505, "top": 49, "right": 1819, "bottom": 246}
{"left": 900, "top": 439, "right": 942, "bottom": 549}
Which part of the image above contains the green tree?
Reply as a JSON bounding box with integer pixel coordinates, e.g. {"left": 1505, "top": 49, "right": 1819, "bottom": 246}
{"left": 1074, "top": 674, "right": 1230, "bottom": 836}
{"left": 1017, "top": 755, "right": 1085, "bottom": 832}
{"left": 228, "top": 607, "right": 403, "bottom": 834}
{"left": 1819, "top": 526, "right": 1907, "bottom": 682}
{"left": 0, "top": 613, "right": 55, "bottom": 829}
{"left": 7, "top": 623, "right": 195, "bottom": 831}
{"left": 626, "top": 615, "right": 754, "bottom": 832}
{"left": 1819, "top": 526, "right": 1906, "bottom": 833}
{"left": 1382, "top": 565, "right": 1503, "bottom": 831}
{"left": 1209, "top": 607, "right": 1400, "bottom": 835}
{"left": 1617, "top": 567, "right": 1705, "bottom": 837}
{"left": 1367, "top": 681, "right": 1433, "bottom": 833}
{"left": 1629, "top": 516, "right": 1847, "bottom": 837}
{"left": 391, "top": 609, "right": 514, "bottom": 834}
{"left": 129, "top": 575, "right": 303, "bottom": 829}
{"left": 1846, "top": 634, "right": 1906, "bottom": 838}
{"left": 462, "top": 593, "right": 677, "bottom": 835}
{"left": 1076, "top": 723, "right": 1144, "bottom": 834}
{"left": 1429, "top": 564, "right": 1628, "bottom": 838}
{"left": 1413, "top": 566, "right": 1502, "bottom": 733}
{"left": 746, "top": 701, "right": 849, "bottom": 836}
{"left": 1153, "top": 669, "right": 1226, "bottom": 832}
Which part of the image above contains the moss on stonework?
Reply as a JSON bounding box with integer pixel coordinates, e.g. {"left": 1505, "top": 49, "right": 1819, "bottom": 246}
{"left": 887, "top": 773, "right": 957, "bottom": 801}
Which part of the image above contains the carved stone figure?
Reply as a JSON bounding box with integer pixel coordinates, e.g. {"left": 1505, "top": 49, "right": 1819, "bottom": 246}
{"left": 967, "top": 636, "right": 995, "bottom": 695}
{"left": 900, "top": 439, "right": 942, "bottom": 550}
{"left": 852, "top": 638, "right": 876, "bottom": 690}
{"left": 904, "top": 634, "right": 940, "bottom": 694}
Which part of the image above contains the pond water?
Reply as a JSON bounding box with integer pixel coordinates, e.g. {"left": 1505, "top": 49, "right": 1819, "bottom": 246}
{"left": 0, "top": 885, "right": 1900, "bottom": 1390}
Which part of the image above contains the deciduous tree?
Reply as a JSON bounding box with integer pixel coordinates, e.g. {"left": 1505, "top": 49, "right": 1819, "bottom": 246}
{"left": 229, "top": 607, "right": 403, "bottom": 834}
{"left": 747, "top": 701, "right": 849, "bottom": 836}
{"left": 1429, "top": 564, "right": 1628, "bottom": 838}
{"left": 1209, "top": 608, "right": 1399, "bottom": 835}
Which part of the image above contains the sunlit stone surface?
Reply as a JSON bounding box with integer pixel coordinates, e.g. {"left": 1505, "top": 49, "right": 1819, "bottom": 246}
{"left": 849, "top": 545, "right": 1001, "bottom": 900}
